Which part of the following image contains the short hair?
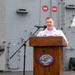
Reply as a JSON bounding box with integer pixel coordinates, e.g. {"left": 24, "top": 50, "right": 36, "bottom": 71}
{"left": 46, "top": 17, "right": 53, "bottom": 20}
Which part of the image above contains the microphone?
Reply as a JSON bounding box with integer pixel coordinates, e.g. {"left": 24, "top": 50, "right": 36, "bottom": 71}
{"left": 34, "top": 25, "right": 46, "bottom": 29}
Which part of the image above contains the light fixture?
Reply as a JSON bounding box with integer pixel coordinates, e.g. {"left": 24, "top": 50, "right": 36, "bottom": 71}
{"left": 16, "top": 9, "right": 28, "bottom": 16}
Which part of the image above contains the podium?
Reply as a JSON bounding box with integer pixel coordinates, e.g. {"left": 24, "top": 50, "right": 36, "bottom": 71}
{"left": 29, "top": 36, "right": 67, "bottom": 75}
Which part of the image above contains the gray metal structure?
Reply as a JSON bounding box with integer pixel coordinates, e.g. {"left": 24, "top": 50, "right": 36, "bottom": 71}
{"left": 0, "top": 0, "right": 75, "bottom": 72}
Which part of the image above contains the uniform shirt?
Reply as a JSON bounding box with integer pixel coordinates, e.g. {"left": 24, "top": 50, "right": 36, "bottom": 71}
{"left": 37, "top": 27, "right": 68, "bottom": 41}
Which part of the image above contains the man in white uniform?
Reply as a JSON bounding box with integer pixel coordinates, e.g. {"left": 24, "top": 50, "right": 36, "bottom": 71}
{"left": 37, "top": 17, "right": 69, "bottom": 46}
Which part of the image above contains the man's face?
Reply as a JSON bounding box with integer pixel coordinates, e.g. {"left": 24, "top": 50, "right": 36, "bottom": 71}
{"left": 46, "top": 18, "right": 54, "bottom": 30}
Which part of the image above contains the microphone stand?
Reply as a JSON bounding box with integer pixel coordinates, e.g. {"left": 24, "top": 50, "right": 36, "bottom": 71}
{"left": 9, "top": 27, "right": 40, "bottom": 75}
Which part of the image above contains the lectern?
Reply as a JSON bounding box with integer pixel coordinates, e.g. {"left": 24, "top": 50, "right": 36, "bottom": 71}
{"left": 29, "top": 36, "right": 67, "bottom": 75}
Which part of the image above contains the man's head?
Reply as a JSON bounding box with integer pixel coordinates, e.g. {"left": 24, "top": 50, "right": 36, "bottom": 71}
{"left": 46, "top": 17, "right": 54, "bottom": 30}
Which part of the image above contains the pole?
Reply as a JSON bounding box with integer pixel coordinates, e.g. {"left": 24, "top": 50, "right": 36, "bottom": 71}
{"left": 9, "top": 28, "right": 40, "bottom": 75}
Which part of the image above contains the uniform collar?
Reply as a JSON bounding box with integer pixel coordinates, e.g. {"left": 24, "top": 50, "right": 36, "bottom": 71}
{"left": 45, "top": 27, "right": 57, "bottom": 32}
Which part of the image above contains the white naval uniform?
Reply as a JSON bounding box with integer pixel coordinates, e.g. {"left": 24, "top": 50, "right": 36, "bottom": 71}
{"left": 37, "top": 27, "right": 68, "bottom": 41}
